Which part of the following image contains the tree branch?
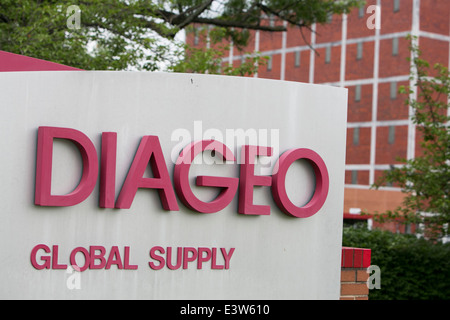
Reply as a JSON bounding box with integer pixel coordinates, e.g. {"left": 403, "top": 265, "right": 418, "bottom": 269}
{"left": 176, "top": 0, "right": 214, "bottom": 29}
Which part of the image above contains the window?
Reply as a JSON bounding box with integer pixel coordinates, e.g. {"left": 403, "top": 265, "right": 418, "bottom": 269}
{"left": 325, "top": 45, "right": 331, "bottom": 64}
{"left": 390, "top": 81, "right": 397, "bottom": 99}
{"left": 358, "top": 6, "right": 365, "bottom": 18}
{"left": 294, "top": 50, "right": 301, "bottom": 67}
{"left": 394, "top": 0, "right": 400, "bottom": 12}
{"left": 194, "top": 30, "right": 199, "bottom": 46}
{"left": 392, "top": 37, "right": 399, "bottom": 56}
{"left": 357, "top": 42, "right": 363, "bottom": 60}
{"left": 327, "top": 12, "right": 333, "bottom": 23}
{"left": 267, "top": 55, "right": 273, "bottom": 71}
{"left": 405, "top": 223, "right": 412, "bottom": 234}
{"left": 355, "top": 84, "right": 362, "bottom": 102}
{"left": 353, "top": 127, "right": 360, "bottom": 146}
{"left": 351, "top": 170, "right": 358, "bottom": 185}
{"left": 388, "top": 126, "right": 396, "bottom": 145}
{"left": 269, "top": 14, "right": 275, "bottom": 27}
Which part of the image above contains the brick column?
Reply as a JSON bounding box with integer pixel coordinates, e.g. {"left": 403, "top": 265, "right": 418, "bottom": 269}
{"left": 340, "top": 247, "right": 371, "bottom": 300}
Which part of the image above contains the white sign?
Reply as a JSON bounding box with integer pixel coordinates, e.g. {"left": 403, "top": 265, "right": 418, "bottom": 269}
{"left": 0, "top": 71, "right": 347, "bottom": 299}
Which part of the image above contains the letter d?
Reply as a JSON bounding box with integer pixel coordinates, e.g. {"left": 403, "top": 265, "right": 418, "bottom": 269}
{"left": 35, "top": 126, "right": 98, "bottom": 206}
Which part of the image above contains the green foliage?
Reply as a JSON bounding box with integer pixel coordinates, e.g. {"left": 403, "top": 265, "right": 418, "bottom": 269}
{"left": 0, "top": 0, "right": 362, "bottom": 72}
{"left": 343, "top": 227, "right": 450, "bottom": 300}
{"left": 169, "top": 26, "right": 266, "bottom": 76}
{"left": 373, "top": 36, "right": 450, "bottom": 241}
{"left": 169, "top": 43, "right": 267, "bottom": 76}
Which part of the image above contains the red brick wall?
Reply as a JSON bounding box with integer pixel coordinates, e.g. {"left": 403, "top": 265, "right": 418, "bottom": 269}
{"left": 286, "top": 24, "right": 312, "bottom": 47}
{"left": 419, "top": 37, "right": 450, "bottom": 70}
{"left": 378, "top": 37, "right": 410, "bottom": 78}
{"left": 377, "top": 81, "right": 409, "bottom": 121}
{"left": 346, "top": 41, "right": 375, "bottom": 81}
{"left": 315, "top": 14, "right": 343, "bottom": 44}
{"left": 347, "top": 84, "right": 373, "bottom": 122}
{"left": 285, "top": 51, "right": 310, "bottom": 83}
{"left": 375, "top": 125, "right": 408, "bottom": 164}
{"left": 346, "top": 0, "right": 376, "bottom": 39}
{"left": 314, "top": 46, "right": 341, "bottom": 83}
{"left": 341, "top": 268, "right": 370, "bottom": 300}
{"left": 258, "top": 53, "right": 281, "bottom": 80}
{"left": 420, "top": 0, "right": 450, "bottom": 35}
{"left": 346, "top": 127, "right": 371, "bottom": 164}
{"left": 341, "top": 247, "right": 371, "bottom": 300}
{"left": 380, "top": 0, "right": 413, "bottom": 35}
{"left": 345, "top": 170, "right": 370, "bottom": 185}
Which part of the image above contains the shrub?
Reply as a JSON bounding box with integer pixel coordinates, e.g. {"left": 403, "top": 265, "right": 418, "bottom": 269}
{"left": 342, "top": 227, "right": 450, "bottom": 300}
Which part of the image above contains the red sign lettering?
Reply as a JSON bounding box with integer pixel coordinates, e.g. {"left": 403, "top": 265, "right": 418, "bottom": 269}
{"left": 34, "top": 126, "right": 329, "bottom": 218}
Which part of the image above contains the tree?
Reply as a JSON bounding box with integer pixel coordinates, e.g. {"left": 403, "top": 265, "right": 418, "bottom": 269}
{"left": 0, "top": 0, "right": 361, "bottom": 72}
{"left": 374, "top": 37, "right": 450, "bottom": 241}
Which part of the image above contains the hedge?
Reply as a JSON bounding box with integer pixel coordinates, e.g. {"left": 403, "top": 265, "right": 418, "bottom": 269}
{"left": 342, "top": 227, "right": 450, "bottom": 300}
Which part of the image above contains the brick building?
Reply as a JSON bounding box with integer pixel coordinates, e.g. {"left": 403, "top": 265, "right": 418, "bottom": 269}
{"left": 187, "top": 0, "right": 450, "bottom": 233}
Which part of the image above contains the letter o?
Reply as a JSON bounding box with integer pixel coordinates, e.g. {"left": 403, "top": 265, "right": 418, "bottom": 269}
{"left": 69, "top": 247, "right": 91, "bottom": 272}
{"left": 271, "top": 148, "right": 329, "bottom": 218}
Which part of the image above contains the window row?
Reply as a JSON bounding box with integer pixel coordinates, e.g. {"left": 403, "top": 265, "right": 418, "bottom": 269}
{"left": 358, "top": 0, "right": 401, "bottom": 18}
{"left": 354, "top": 81, "right": 398, "bottom": 102}
{"left": 263, "top": 36, "right": 401, "bottom": 74}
